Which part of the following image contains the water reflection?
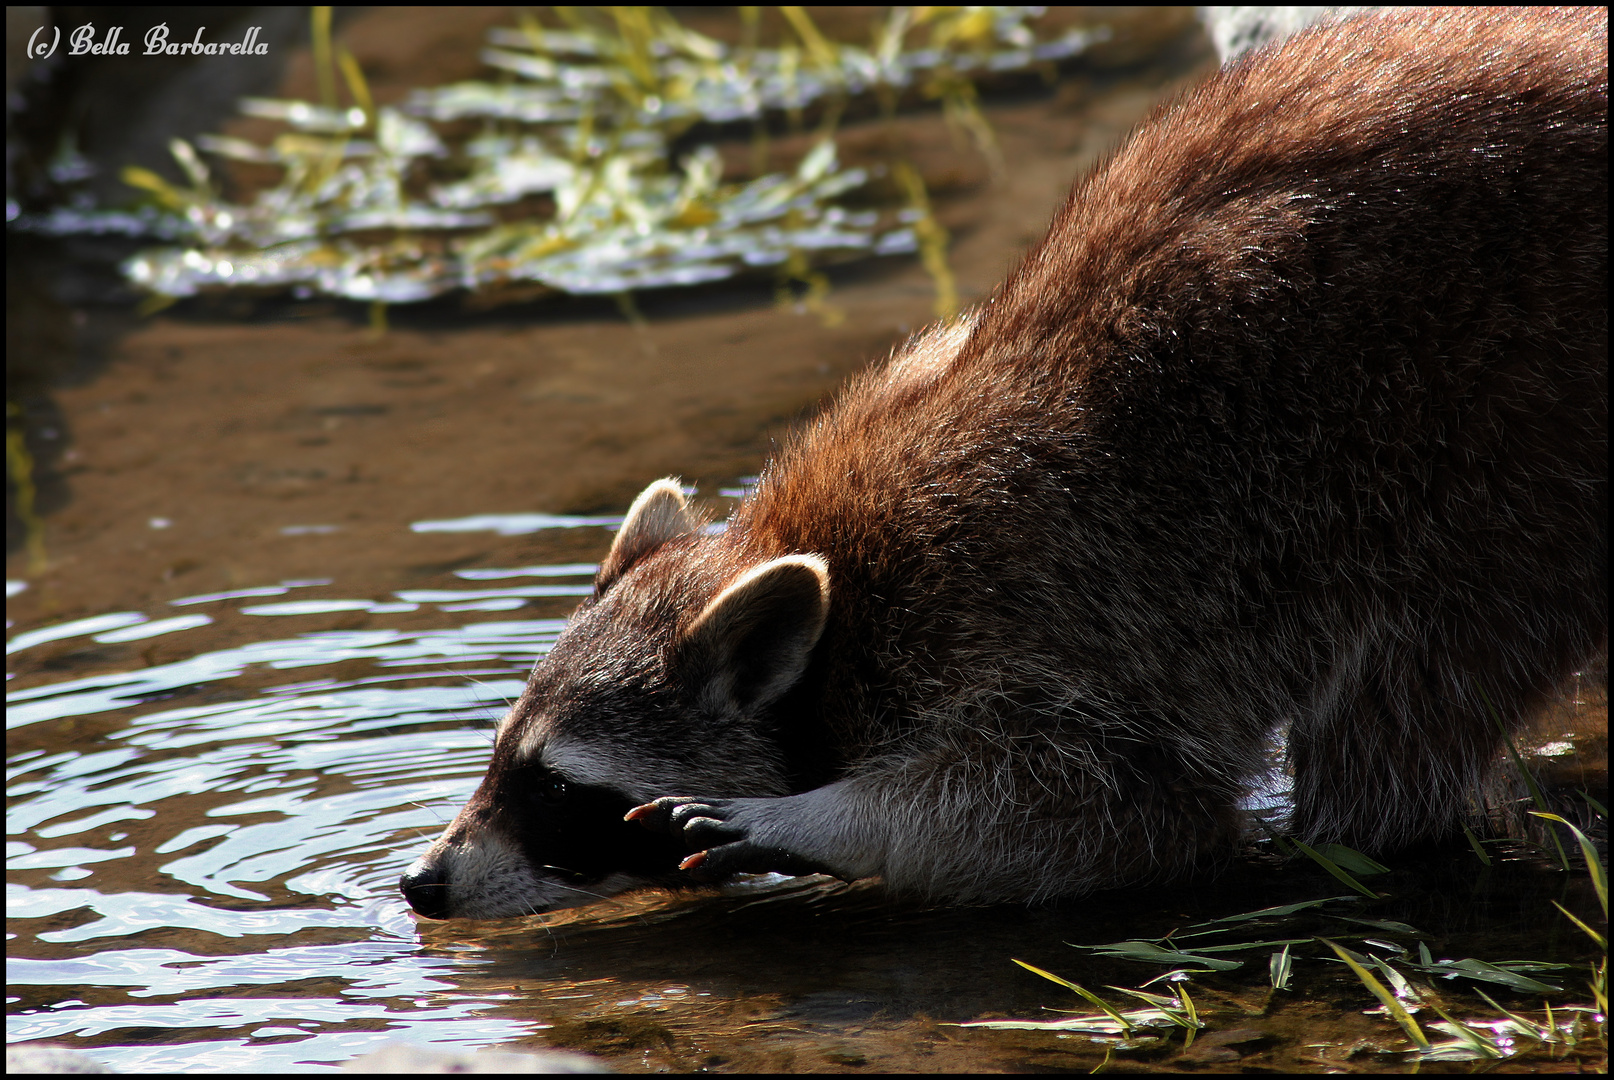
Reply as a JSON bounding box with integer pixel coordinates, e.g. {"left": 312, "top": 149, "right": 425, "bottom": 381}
{"left": 6, "top": 526, "right": 603, "bottom": 1069}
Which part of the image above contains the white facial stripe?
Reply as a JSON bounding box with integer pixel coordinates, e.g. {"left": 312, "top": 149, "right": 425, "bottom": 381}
{"left": 541, "top": 736, "right": 680, "bottom": 801}
{"left": 498, "top": 710, "right": 664, "bottom": 790}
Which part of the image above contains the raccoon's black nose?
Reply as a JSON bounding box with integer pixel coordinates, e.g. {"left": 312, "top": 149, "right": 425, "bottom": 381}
{"left": 400, "top": 864, "right": 451, "bottom": 920}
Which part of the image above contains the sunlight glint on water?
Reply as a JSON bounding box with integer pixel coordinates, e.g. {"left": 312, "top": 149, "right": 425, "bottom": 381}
{"left": 6, "top": 534, "right": 597, "bottom": 1070}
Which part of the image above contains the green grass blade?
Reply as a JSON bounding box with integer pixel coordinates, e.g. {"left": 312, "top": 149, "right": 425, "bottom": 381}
{"left": 1012, "top": 957, "right": 1084, "bottom": 994}
{"left": 1325, "top": 914, "right": 1423, "bottom": 934}
{"left": 1138, "top": 968, "right": 1205, "bottom": 989}
{"left": 892, "top": 160, "right": 957, "bottom": 320}
{"left": 1187, "top": 895, "right": 1360, "bottom": 927}
{"left": 1473, "top": 987, "right": 1546, "bottom": 1032}
{"left": 121, "top": 166, "right": 190, "bottom": 212}
{"left": 1012, "top": 959, "right": 1132, "bottom": 1037}
{"left": 1370, "top": 955, "right": 1415, "bottom": 999}
{"left": 1417, "top": 958, "right": 1563, "bottom": 993}
{"left": 778, "top": 5, "right": 839, "bottom": 68}
{"left": 1104, "top": 984, "right": 1196, "bottom": 1047}
{"left": 1175, "top": 982, "right": 1199, "bottom": 1051}
{"left": 1073, "top": 940, "right": 1243, "bottom": 970}
{"left": 1321, "top": 938, "right": 1430, "bottom": 1049}
{"left": 1270, "top": 943, "right": 1293, "bottom": 990}
{"left": 312, "top": 6, "right": 336, "bottom": 110}
{"left": 1550, "top": 900, "right": 1608, "bottom": 949}
{"left": 1530, "top": 811, "right": 1607, "bottom": 919}
{"left": 1174, "top": 981, "right": 1200, "bottom": 1026}
{"left": 1461, "top": 823, "right": 1492, "bottom": 866}
{"left": 1164, "top": 938, "right": 1311, "bottom": 954}
{"left": 1420, "top": 997, "right": 1505, "bottom": 1059}
{"left": 1102, "top": 985, "right": 1177, "bottom": 1009}
{"left": 1319, "top": 843, "right": 1391, "bottom": 875}
{"left": 336, "top": 45, "right": 374, "bottom": 129}
{"left": 1289, "top": 838, "right": 1381, "bottom": 898}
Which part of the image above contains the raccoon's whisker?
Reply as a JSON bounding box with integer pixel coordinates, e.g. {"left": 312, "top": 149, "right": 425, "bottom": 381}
{"left": 536, "top": 871, "right": 613, "bottom": 902}
{"left": 405, "top": 800, "right": 455, "bottom": 827}
{"left": 458, "top": 672, "right": 516, "bottom": 704}
{"left": 458, "top": 676, "right": 519, "bottom": 725}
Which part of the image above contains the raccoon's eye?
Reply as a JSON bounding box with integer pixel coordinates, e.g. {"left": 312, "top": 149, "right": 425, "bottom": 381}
{"left": 510, "top": 766, "right": 568, "bottom": 810}
{"left": 533, "top": 773, "right": 567, "bottom": 807}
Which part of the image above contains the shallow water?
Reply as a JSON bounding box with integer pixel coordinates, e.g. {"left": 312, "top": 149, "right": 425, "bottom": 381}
{"left": 7, "top": 509, "right": 1607, "bottom": 1073}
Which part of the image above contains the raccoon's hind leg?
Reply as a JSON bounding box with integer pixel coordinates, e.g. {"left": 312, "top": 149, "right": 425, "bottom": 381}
{"left": 1285, "top": 642, "right": 1533, "bottom": 852}
{"left": 1287, "top": 576, "right": 1609, "bottom": 851}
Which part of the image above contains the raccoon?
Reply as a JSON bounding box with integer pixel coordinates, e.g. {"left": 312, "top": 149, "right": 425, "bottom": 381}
{"left": 402, "top": 7, "right": 1606, "bottom": 920}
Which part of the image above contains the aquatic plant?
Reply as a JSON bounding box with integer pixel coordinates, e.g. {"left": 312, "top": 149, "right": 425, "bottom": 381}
{"left": 967, "top": 799, "right": 1607, "bottom": 1069}
{"left": 5, "top": 402, "right": 48, "bottom": 573}
{"left": 952, "top": 960, "right": 1204, "bottom": 1064}
{"left": 20, "top": 7, "right": 1109, "bottom": 314}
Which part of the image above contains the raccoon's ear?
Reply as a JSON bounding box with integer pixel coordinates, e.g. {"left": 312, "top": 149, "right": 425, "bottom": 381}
{"left": 681, "top": 555, "right": 830, "bottom": 716}
{"left": 597, "top": 478, "right": 699, "bottom": 593}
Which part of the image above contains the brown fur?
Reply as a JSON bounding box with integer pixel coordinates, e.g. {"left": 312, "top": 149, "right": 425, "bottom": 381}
{"left": 403, "top": 8, "right": 1606, "bottom": 919}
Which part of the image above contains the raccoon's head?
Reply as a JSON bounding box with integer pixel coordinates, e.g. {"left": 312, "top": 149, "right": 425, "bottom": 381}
{"left": 401, "top": 479, "right": 830, "bottom": 919}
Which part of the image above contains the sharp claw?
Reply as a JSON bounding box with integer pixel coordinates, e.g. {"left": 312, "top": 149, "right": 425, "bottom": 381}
{"left": 679, "top": 851, "right": 708, "bottom": 872}
{"left": 623, "top": 802, "right": 655, "bottom": 822}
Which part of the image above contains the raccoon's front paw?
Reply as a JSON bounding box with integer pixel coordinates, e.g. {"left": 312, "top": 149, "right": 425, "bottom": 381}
{"left": 625, "top": 796, "right": 838, "bottom": 881}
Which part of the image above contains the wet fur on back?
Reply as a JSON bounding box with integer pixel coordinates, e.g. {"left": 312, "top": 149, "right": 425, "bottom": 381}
{"left": 403, "top": 8, "right": 1606, "bottom": 918}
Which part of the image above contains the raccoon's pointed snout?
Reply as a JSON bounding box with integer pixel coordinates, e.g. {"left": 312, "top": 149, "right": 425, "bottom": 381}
{"left": 400, "top": 861, "right": 450, "bottom": 920}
